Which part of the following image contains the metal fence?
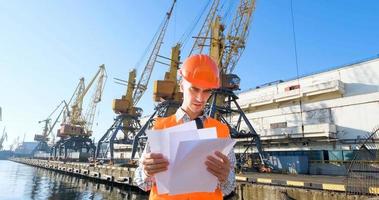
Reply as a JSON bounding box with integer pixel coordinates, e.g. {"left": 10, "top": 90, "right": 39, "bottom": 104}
{"left": 346, "top": 126, "right": 379, "bottom": 196}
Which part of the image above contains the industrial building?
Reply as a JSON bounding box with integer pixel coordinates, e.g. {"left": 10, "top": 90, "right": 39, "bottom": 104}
{"left": 234, "top": 56, "right": 379, "bottom": 175}
{"left": 14, "top": 142, "right": 39, "bottom": 157}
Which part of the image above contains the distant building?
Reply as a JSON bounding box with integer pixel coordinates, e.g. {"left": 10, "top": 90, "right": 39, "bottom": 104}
{"left": 14, "top": 142, "right": 39, "bottom": 157}
{"left": 235, "top": 56, "right": 379, "bottom": 173}
{"left": 0, "top": 150, "right": 13, "bottom": 160}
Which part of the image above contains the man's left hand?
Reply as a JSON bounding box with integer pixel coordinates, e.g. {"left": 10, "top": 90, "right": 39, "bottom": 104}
{"left": 205, "top": 151, "right": 230, "bottom": 183}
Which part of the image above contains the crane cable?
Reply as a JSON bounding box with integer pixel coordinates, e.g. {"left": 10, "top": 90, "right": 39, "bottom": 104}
{"left": 221, "top": 0, "right": 235, "bottom": 24}
{"left": 290, "top": 0, "right": 305, "bottom": 137}
{"left": 178, "top": 0, "right": 212, "bottom": 49}
{"left": 134, "top": 19, "right": 165, "bottom": 70}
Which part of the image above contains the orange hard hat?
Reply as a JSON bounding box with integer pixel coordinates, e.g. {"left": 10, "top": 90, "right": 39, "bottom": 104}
{"left": 179, "top": 54, "right": 220, "bottom": 89}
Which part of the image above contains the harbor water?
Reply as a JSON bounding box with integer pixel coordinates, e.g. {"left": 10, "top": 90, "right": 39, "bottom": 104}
{"left": 0, "top": 160, "right": 148, "bottom": 200}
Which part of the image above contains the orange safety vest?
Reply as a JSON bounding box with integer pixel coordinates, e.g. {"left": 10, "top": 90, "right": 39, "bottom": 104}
{"left": 149, "top": 115, "right": 230, "bottom": 200}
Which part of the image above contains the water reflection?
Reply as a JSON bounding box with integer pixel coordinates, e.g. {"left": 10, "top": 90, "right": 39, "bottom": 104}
{"left": 0, "top": 160, "right": 148, "bottom": 200}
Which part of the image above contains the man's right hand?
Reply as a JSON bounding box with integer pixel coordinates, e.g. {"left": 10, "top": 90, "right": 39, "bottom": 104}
{"left": 142, "top": 153, "right": 169, "bottom": 177}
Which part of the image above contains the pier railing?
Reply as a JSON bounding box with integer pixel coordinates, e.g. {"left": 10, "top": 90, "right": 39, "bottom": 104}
{"left": 346, "top": 126, "right": 379, "bottom": 196}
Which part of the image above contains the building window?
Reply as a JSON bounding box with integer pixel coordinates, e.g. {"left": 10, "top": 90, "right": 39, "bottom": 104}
{"left": 270, "top": 122, "right": 287, "bottom": 129}
{"left": 285, "top": 84, "right": 300, "bottom": 91}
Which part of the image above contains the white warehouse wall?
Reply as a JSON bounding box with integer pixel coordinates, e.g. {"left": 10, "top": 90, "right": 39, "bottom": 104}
{"left": 236, "top": 57, "right": 379, "bottom": 150}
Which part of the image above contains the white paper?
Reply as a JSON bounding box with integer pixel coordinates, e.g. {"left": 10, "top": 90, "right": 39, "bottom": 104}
{"left": 169, "top": 130, "right": 199, "bottom": 164}
{"left": 170, "top": 138, "right": 236, "bottom": 194}
{"left": 146, "top": 120, "right": 236, "bottom": 195}
{"left": 146, "top": 130, "right": 170, "bottom": 193}
{"left": 197, "top": 127, "right": 217, "bottom": 139}
{"left": 146, "top": 121, "right": 198, "bottom": 194}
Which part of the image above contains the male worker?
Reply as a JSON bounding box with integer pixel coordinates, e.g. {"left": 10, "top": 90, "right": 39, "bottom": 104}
{"left": 134, "top": 54, "right": 236, "bottom": 200}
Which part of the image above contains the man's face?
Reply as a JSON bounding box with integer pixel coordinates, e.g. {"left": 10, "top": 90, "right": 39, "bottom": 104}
{"left": 180, "top": 79, "right": 213, "bottom": 117}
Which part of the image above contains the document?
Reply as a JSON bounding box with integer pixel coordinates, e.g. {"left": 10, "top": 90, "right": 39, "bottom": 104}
{"left": 146, "top": 121, "right": 235, "bottom": 195}
{"left": 170, "top": 138, "right": 235, "bottom": 194}
{"left": 146, "top": 120, "right": 198, "bottom": 194}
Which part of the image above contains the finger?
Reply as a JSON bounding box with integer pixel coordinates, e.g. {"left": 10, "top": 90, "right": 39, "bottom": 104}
{"left": 207, "top": 155, "right": 226, "bottom": 167}
{"left": 208, "top": 153, "right": 230, "bottom": 170}
{"left": 144, "top": 162, "right": 169, "bottom": 170}
{"left": 146, "top": 167, "right": 168, "bottom": 176}
{"left": 207, "top": 167, "right": 226, "bottom": 182}
{"left": 215, "top": 151, "right": 229, "bottom": 164}
{"left": 207, "top": 156, "right": 230, "bottom": 175}
{"left": 205, "top": 160, "right": 224, "bottom": 174}
{"left": 146, "top": 165, "right": 167, "bottom": 173}
{"left": 142, "top": 158, "right": 168, "bottom": 165}
{"left": 207, "top": 166, "right": 220, "bottom": 177}
{"left": 205, "top": 159, "right": 230, "bottom": 176}
{"left": 205, "top": 160, "right": 229, "bottom": 179}
{"left": 145, "top": 153, "right": 164, "bottom": 159}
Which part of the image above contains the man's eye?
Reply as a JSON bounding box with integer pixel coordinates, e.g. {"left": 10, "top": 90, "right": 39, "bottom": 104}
{"left": 191, "top": 87, "right": 199, "bottom": 92}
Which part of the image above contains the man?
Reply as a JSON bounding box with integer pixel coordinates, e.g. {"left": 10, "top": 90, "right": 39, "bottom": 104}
{"left": 134, "top": 54, "right": 236, "bottom": 200}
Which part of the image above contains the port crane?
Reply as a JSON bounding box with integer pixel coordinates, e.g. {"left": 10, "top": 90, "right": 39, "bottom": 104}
{"left": 131, "top": 0, "right": 271, "bottom": 172}
{"left": 96, "top": 0, "right": 177, "bottom": 164}
{"left": 129, "top": 0, "right": 221, "bottom": 159}
{"left": 202, "top": 0, "right": 272, "bottom": 172}
{"left": 129, "top": 43, "right": 182, "bottom": 160}
{"left": 52, "top": 65, "right": 107, "bottom": 161}
{"left": 149, "top": 0, "right": 222, "bottom": 115}
{"left": 33, "top": 100, "right": 68, "bottom": 156}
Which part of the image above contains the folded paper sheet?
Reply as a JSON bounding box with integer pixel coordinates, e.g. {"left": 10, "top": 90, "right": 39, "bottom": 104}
{"left": 170, "top": 138, "right": 235, "bottom": 194}
{"left": 146, "top": 121, "right": 198, "bottom": 194}
{"left": 146, "top": 121, "right": 235, "bottom": 195}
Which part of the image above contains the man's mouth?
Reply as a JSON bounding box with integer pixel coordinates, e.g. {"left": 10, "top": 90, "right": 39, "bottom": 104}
{"left": 193, "top": 103, "right": 202, "bottom": 107}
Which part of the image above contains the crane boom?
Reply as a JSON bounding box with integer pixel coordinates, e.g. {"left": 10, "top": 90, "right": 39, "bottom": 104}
{"left": 48, "top": 101, "right": 69, "bottom": 137}
{"left": 35, "top": 100, "right": 69, "bottom": 142}
{"left": 83, "top": 64, "right": 106, "bottom": 103}
{"left": 132, "top": 0, "right": 176, "bottom": 106}
{"left": 220, "top": 0, "right": 255, "bottom": 73}
{"left": 70, "top": 65, "right": 106, "bottom": 126}
{"left": 188, "top": 0, "right": 220, "bottom": 56}
{"left": 70, "top": 78, "right": 85, "bottom": 126}
{"left": 85, "top": 65, "right": 107, "bottom": 132}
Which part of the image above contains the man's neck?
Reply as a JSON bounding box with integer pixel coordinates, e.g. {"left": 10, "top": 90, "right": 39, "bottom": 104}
{"left": 180, "top": 107, "right": 201, "bottom": 120}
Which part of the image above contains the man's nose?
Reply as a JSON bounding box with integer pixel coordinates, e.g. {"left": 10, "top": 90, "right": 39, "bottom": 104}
{"left": 195, "top": 92, "right": 206, "bottom": 102}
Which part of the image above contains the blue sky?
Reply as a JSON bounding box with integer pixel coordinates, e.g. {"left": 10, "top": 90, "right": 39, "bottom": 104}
{"left": 1, "top": 0, "right": 379, "bottom": 149}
